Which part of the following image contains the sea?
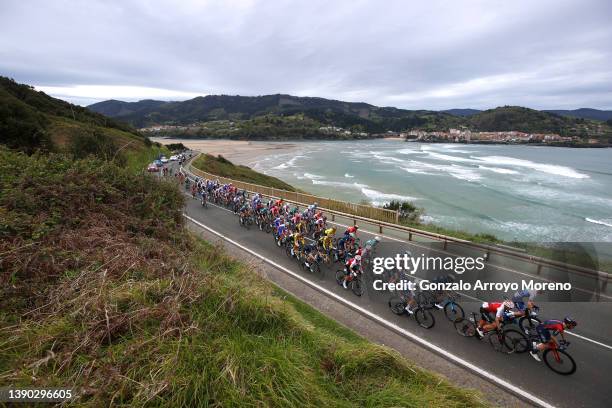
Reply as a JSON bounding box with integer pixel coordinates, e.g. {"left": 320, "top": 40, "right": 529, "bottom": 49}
{"left": 247, "top": 140, "right": 612, "bottom": 242}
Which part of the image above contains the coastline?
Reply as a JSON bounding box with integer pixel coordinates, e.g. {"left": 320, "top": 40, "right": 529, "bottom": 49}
{"left": 150, "top": 137, "right": 300, "bottom": 166}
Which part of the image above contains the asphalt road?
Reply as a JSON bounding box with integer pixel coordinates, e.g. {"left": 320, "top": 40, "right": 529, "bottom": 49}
{"left": 159, "top": 157, "right": 612, "bottom": 407}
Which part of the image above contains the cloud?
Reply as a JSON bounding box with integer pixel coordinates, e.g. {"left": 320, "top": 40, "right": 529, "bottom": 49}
{"left": 1, "top": 0, "right": 611, "bottom": 109}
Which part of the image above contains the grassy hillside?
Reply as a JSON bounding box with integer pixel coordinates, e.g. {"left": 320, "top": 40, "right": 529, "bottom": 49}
{"left": 469, "top": 106, "right": 583, "bottom": 135}
{"left": 0, "top": 76, "right": 166, "bottom": 166}
{"left": 193, "top": 153, "right": 297, "bottom": 191}
{"left": 0, "top": 148, "right": 485, "bottom": 406}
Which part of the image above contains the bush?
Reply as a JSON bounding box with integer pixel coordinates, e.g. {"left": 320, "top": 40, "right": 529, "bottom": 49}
{"left": 382, "top": 200, "right": 422, "bottom": 221}
{"left": 69, "top": 130, "right": 118, "bottom": 161}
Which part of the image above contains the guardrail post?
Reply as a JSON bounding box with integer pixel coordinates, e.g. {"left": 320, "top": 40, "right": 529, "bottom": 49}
{"left": 379, "top": 224, "right": 383, "bottom": 234}
{"left": 353, "top": 218, "right": 357, "bottom": 226}
{"left": 332, "top": 214, "right": 335, "bottom": 222}
{"left": 395, "top": 210, "right": 399, "bottom": 223}
{"left": 443, "top": 239, "right": 447, "bottom": 250}
{"left": 536, "top": 264, "right": 542, "bottom": 275}
{"left": 408, "top": 232, "right": 412, "bottom": 241}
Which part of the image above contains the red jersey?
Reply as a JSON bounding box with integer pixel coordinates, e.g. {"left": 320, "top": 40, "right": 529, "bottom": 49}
{"left": 482, "top": 302, "right": 502, "bottom": 314}
{"left": 542, "top": 320, "right": 565, "bottom": 334}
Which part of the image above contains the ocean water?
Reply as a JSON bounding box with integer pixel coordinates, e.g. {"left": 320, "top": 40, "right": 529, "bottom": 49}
{"left": 248, "top": 140, "right": 612, "bottom": 242}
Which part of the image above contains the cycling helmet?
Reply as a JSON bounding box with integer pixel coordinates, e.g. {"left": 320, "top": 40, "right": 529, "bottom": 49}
{"left": 503, "top": 300, "right": 514, "bottom": 309}
{"left": 374, "top": 236, "right": 381, "bottom": 242}
{"left": 563, "top": 316, "right": 577, "bottom": 328}
{"left": 354, "top": 225, "right": 359, "bottom": 230}
{"left": 355, "top": 255, "right": 362, "bottom": 261}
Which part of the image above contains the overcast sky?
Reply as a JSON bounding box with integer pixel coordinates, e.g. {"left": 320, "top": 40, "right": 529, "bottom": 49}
{"left": 1, "top": 0, "right": 611, "bottom": 109}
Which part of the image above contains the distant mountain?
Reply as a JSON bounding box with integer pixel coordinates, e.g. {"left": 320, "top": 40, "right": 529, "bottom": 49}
{"left": 469, "top": 106, "right": 580, "bottom": 134}
{"left": 87, "top": 94, "right": 463, "bottom": 132}
{"left": 0, "top": 76, "right": 148, "bottom": 154}
{"left": 87, "top": 95, "right": 611, "bottom": 140}
{"left": 441, "top": 108, "right": 481, "bottom": 117}
{"left": 88, "top": 99, "right": 168, "bottom": 117}
{"left": 543, "top": 108, "right": 612, "bottom": 121}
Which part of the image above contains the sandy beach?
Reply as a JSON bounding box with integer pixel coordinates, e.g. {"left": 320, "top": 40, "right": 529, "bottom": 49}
{"left": 150, "top": 138, "right": 300, "bottom": 166}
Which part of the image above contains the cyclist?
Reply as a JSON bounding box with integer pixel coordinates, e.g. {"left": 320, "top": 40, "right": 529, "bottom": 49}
{"left": 512, "top": 289, "right": 537, "bottom": 317}
{"left": 362, "top": 236, "right": 381, "bottom": 259}
{"left": 476, "top": 300, "right": 514, "bottom": 337}
{"left": 303, "top": 241, "right": 320, "bottom": 268}
{"left": 336, "top": 234, "right": 350, "bottom": 261}
{"left": 342, "top": 255, "right": 362, "bottom": 289}
{"left": 324, "top": 226, "right": 336, "bottom": 237}
{"left": 295, "top": 219, "right": 307, "bottom": 234}
{"left": 290, "top": 231, "right": 305, "bottom": 256}
{"left": 344, "top": 225, "right": 359, "bottom": 237}
{"left": 530, "top": 317, "right": 577, "bottom": 362}
{"left": 318, "top": 229, "right": 335, "bottom": 254}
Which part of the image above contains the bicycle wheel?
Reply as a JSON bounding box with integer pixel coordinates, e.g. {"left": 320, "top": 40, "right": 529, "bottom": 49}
{"left": 416, "top": 291, "right": 434, "bottom": 307}
{"left": 502, "top": 328, "right": 529, "bottom": 353}
{"left": 285, "top": 244, "right": 293, "bottom": 258}
{"left": 388, "top": 296, "right": 407, "bottom": 315}
{"left": 488, "top": 332, "right": 505, "bottom": 352}
{"left": 519, "top": 316, "right": 541, "bottom": 334}
{"left": 444, "top": 302, "right": 465, "bottom": 322}
{"left": 351, "top": 277, "right": 364, "bottom": 297}
{"left": 414, "top": 308, "right": 435, "bottom": 329}
{"left": 543, "top": 349, "right": 576, "bottom": 375}
{"left": 454, "top": 318, "right": 476, "bottom": 337}
{"left": 265, "top": 223, "right": 272, "bottom": 233}
{"left": 309, "top": 262, "right": 322, "bottom": 277}
{"left": 335, "top": 269, "right": 347, "bottom": 287}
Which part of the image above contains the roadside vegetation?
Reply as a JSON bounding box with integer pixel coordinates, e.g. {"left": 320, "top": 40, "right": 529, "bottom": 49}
{"left": 193, "top": 153, "right": 297, "bottom": 191}
{"left": 0, "top": 148, "right": 486, "bottom": 407}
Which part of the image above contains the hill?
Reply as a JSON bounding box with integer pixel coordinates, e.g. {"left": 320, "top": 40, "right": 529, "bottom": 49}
{"left": 543, "top": 108, "right": 612, "bottom": 121}
{"left": 441, "top": 108, "right": 481, "bottom": 117}
{"left": 88, "top": 95, "right": 611, "bottom": 140}
{"left": 468, "top": 106, "right": 581, "bottom": 135}
{"left": 193, "top": 154, "right": 297, "bottom": 191}
{"left": 87, "top": 98, "right": 168, "bottom": 117}
{"left": 88, "top": 94, "right": 464, "bottom": 135}
{"left": 0, "top": 76, "right": 159, "bottom": 164}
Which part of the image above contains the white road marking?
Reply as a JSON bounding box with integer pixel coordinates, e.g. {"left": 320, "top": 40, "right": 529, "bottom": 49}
{"left": 184, "top": 213, "right": 556, "bottom": 408}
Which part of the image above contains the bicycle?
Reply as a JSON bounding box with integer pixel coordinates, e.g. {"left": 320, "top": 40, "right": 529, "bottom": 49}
{"left": 303, "top": 250, "right": 325, "bottom": 277}
{"left": 239, "top": 212, "right": 253, "bottom": 229}
{"left": 528, "top": 334, "right": 577, "bottom": 375}
{"left": 518, "top": 305, "right": 541, "bottom": 334}
{"left": 335, "top": 268, "right": 364, "bottom": 297}
{"left": 388, "top": 292, "right": 436, "bottom": 329}
{"left": 454, "top": 311, "right": 529, "bottom": 354}
{"left": 416, "top": 289, "right": 465, "bottom": 322}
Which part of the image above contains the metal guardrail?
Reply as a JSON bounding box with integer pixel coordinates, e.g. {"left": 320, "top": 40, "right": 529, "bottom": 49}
{"left": 184, "top": 154, "right": 611, "bottom": 285}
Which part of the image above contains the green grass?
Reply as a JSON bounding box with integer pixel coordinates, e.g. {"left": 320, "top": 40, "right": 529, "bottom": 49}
{"left": 124, "top": 144, "right": 171, "bottom": 173}
{"left": 193, "top": 153, "right": 297, "bottom": 191}
{"left": 0, "top": 148, "right": 487, "bottom": 407}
